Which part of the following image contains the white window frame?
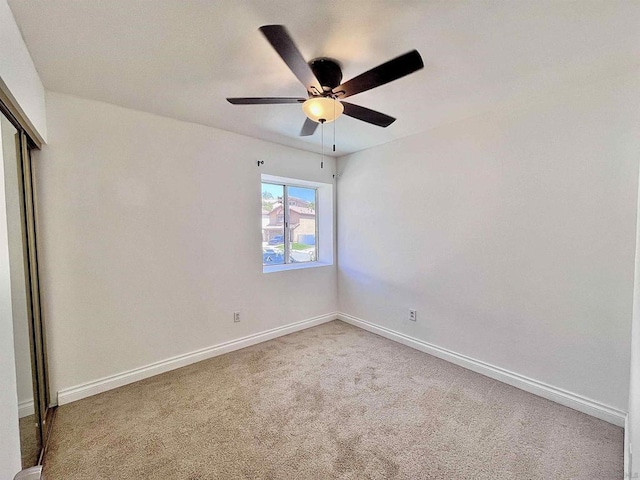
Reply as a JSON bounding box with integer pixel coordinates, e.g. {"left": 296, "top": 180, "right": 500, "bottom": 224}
{"left": 261, "top": 174, "right": 334, "bottom": 273}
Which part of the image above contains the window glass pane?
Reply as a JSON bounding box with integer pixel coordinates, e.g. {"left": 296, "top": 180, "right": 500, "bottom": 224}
{"left": 262, "top": 183, "right": 285, "bottom": 266}
{"left": 287, "top": 186, "right": 317, "bottom": 263}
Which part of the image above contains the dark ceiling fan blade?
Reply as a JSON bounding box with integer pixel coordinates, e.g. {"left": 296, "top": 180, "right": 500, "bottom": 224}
{"left": 300, "top": 117, "right": 319, "bottom": 136}
{"left": 227, "top": 97, "right": 306, "bottom": 105}
{"left": 341, "top": 102, "right": 396, "bottom": 127}
{"left": 332, "top": 50, "right": 424, "bottom": 99}
{"left": 259, "top": 25, "right": 322, "bottom": 93}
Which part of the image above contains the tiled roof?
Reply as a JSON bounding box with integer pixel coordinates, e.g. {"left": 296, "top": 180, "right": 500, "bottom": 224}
{"left": 289, "top": 206, "right": 315, "bottom": 215}
{"left": 269, "top": 204, "right": 315, "bottom": 215}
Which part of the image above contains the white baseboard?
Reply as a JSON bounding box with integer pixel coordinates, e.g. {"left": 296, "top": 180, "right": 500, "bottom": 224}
{"left": 338, "top": 313, "right": 626, "bottom": 427}
{"left": 57, "top": 313, "right": 338, "bottom": 406}
{"left": 18, "top": 399, "right": 34, "bottom": 418}
{"left": 56, "top": 310, "right": 626, "bottom": 428}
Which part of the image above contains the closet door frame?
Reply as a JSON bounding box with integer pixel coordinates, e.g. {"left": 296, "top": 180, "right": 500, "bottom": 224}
{"left": 1, "top": 98, "right": 52, "bottom": 465}
{"left": 20, "top": 132, "right": 52, "bottom": 461}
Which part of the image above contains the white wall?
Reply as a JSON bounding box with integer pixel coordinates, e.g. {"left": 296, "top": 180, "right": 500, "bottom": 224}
{"left": 36, "top": 92, "right": 337, "bottom": 397}
{"left": 629, "top": 172, "right": 640, "bottom": 477}
{"left": 0, "top": 0, "right": 46, "bottom": 142}
{"left": 337, "top": 73, "right": 639, "bottom": 412}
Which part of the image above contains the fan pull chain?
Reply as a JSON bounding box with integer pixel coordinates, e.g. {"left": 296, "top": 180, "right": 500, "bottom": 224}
{"left": 333, "top": 101, "right": 336, "bottom": 152}
{"left": 320, "top": 119, "right": 325, "bottom": 169}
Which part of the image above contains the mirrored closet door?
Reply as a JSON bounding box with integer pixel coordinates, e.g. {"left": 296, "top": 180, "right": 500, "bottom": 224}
{"left": 1, "top": 104, "right": 51, "bottom": 470}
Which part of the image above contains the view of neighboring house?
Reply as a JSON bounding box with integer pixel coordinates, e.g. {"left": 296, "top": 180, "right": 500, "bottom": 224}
{"left": 262, "top": 197, "right": 316, "bottom": 245}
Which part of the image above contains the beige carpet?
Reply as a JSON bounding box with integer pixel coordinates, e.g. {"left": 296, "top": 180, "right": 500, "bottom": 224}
{"left": 43, "top": 320, "right": 623, "bottom": 479}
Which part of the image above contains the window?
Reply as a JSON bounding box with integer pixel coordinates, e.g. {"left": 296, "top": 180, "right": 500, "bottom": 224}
{"left": 261, "top": 174, "right": 333, "bottom": 272}
{"left": 262, "top": 182, "right": 317, "bottom": 265}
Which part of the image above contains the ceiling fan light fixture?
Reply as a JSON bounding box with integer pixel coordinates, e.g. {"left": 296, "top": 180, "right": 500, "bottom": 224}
{"left": 302, "top": 97, "right": 343, "bottom": 123}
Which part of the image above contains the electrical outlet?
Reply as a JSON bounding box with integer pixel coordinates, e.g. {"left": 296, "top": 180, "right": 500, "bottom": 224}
{"left": 409, "top": 309, "right": 417, "bottom": 322}
{"left": 233, "top": 311, "right": 241, "bottom": 323}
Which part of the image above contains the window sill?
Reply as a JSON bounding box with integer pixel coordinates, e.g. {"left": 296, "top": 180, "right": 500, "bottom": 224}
{"left": 263, "top": 261, "right": 333, "bottom": 274}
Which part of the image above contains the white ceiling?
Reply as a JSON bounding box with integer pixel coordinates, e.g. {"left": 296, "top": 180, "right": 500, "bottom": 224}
{"left": 7, "top": 0, "right": 640, "bottom": 157}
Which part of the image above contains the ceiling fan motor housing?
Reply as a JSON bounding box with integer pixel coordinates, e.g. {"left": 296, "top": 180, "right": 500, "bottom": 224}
{"left": 308, "top": 58, "right": 343, "bottom": 94}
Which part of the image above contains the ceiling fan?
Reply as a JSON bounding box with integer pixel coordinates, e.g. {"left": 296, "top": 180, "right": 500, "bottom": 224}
{"left": 227, "top": 25, "right": 424, "bottom": 137}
